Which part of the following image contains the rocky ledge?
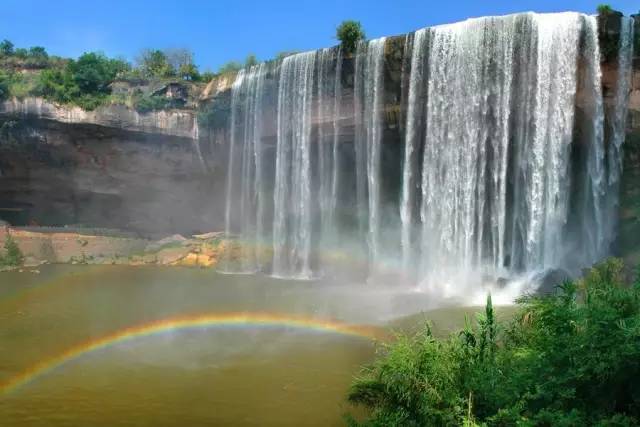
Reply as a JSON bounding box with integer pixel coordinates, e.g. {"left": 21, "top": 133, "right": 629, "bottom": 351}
{"left": 0, "top": 97, "right": 198, "bottom": 139}
{"left": 0, "top": 226, "right": 231, "bottom": 270}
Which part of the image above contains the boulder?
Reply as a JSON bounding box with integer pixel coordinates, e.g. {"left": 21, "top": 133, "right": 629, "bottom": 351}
{"left": 532, "top": 269, "right": 572, "bottom": 295}
{"left": 192, "top": 231, "right": 223, "bottom": 240}
{"left": 145, "top": 234, "right": 187, "bottom": 252}
{"left": 155, "top": 246, "right": 191, "bottom": 265}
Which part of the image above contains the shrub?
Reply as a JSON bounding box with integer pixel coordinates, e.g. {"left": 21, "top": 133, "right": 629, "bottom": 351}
{"left": 0, "top": 233, "right": 24, "bottom": 267}
{"left": 348, "top": 259, "right": 640, "bottom": 426}
{"left": 0, "top": 39, "right": 14, "bottom": 57}
{"left": 244, "top": 54, "right": 258, "bottom": 68}
{"left": 35, "top": 68, "right": 80, "bottom": 104}
{"left": 597, "top": 4, "right": 614, "bottom": 15}
{"left": 179, "top": 62, "right": 200, "bottom": 81}
{"left": 7, "top": 71, "right": 39, "bottom": 99}
{"left": 336, "top": 20, "right": 366, "bottom": 54}
{"left": 23, "top": 46, "right": 49, "bottom": 68}
{"left": 133, "top": 94, "right": 176, "bottom": 113}
{"left": 68, "top": 52, "right": 129, "bottom": 94}
{"left": 0, "top": 71, "right": 9, "bottom": 100}
{"left": 13, "top": 48, "right": 28, "bottom": 60}
{"left": 33, "top": 52, "right": 128, "bottom": 110}
{"left": 200, "top": 70, "right": 216, "bottom": 83}
{"left": 137, "top": 49, "right": 175, "bottom": 78}
{"left": 217, "top": 61, "right": 242, "bottom": 75}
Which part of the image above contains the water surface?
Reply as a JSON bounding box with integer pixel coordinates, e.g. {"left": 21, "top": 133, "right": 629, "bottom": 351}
{"left": 0, "top": 265, "right": 390, "bottom": 426}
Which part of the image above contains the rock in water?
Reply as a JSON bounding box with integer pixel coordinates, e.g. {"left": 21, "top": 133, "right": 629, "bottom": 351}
{"left": 533, "top": 269, "right": 572, "bottom": 295}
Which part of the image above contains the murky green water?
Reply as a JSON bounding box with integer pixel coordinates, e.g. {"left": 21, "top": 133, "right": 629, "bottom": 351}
{"left": 0, "top": 265, "right": 398, "bottom": 426}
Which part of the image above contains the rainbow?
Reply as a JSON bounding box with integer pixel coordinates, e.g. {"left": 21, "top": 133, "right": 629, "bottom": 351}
{"left": 0, "top": 312, "right": 383, "bottom": 395}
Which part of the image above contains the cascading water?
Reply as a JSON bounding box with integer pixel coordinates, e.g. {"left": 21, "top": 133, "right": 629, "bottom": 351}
{"left": 605, "top": 17, "right": 635, "bottom": 244}
{"left": 316, "top": 47, "right": 343, "bottom": 252}
{"left": 272, "top": 52, "right": 317, "bottom": 279}
{"left": 354, "top": 38, "right": 387, "bottom": 266}
{"left": 222, "top": 64, "right": 268, "bottom": 273}
{"left": 221, "top": 12, "right": 634, "bottom": 295}
{"left": 400, "top": 28, "right": 427, "bottom": 274}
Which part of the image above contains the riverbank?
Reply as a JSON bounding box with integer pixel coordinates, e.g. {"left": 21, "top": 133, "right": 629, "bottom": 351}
{"left": 0, "top": 226, "right": 231, "bottom": 271}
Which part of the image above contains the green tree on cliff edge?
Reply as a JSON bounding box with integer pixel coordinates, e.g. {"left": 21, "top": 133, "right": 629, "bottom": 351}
{"left": 336, "top": 20, "right": 366, "bottom": 54}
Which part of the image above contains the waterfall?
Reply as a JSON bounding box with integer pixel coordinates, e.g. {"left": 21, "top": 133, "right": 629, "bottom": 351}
{"left": 605, "top": 17, "right": 635, "bottom": 244}
{"left": 610, "top": 18, "right": 635, "bottom": 183}
{"left": 219, "top": 11, "right": 632, "bottom": 292}
{"left": 401, "top": 29, "right": 427, "bottom": 273}
{"left": 272, "top": 52, "right": 316, "bottom": 279}
{"left": 579, "top": 15, "right": 607, "bottom": 267}
{"left": 404, "top": 12, "right": 602, "bottom": 291}
{"left": 317, "top": 47, "right": 343, "bottom": 252}
{"left": 354, "top": 38, "right": 387, "bottom": 267}
{"left": 417, "top": 15, "right": 520, "bottom": 290}
{"left": 222, "top": 64, "right": 268, "bottom": 273}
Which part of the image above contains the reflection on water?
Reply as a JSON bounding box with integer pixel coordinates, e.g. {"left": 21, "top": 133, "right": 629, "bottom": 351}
{"left": 0, "top": 265, "right": 391, "bottom": 426}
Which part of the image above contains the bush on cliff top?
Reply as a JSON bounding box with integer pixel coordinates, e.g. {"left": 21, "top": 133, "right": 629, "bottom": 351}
{"left": 32, "top": 52, "right": 128, "bottom": 110}
{"left": 348, "top": 259, "right": 640, "bottom": 426}
{"left": 0, "top": 233, "right": 24, "bottom": 267}
{"left": 337, "top": 20, "right": 366, "bottom": 54}
{"left": 597, "top": 4, "right": 614, "bottom": 15}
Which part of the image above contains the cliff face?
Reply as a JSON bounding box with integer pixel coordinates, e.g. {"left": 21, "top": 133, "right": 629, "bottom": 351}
{"left": 0, "top": 14, "right": 638, "bottom": 245}
{"left": 0, "top": 108, "right": 226, "bottom": 235}
{"left": 1, "top": 97, "right": 198, "bottom": 139}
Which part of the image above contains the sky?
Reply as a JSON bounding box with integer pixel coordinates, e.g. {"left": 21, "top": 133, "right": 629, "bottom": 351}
{"left": 0, "top": 0, "right": 637, "bottom": 71}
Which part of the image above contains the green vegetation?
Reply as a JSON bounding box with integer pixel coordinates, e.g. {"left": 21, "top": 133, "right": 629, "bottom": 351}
{"left": 0, "top": 70, "right": 9, "bottom": 100}
{"left": 0, "top": 41, "right": 207, "bottom": 111}
{"left": 244, "top": 54, "right": 258, "bottom": 68}
{"left": 597, "top": 4, "right": 614, "bottom": 15}
{"left": 217, "top": 61, "right": 243, "bottom": 75}
{"left": 136, "top": 49, "right": 177, "bottom": 78}
{"left": 200, "top": 70, "right": 216, "bottom": 83}
{"left": 348, "top": 259, "right": 640, "bottom": 426}
{"left": 32, "top": 52, "right": 130, "bottom": 110}
{"left": 336, "top": 20, "right": 366, "bottom": 54}
{"left": 0, "top": 233, "right": 24, "bottom": 267}
{"left": 132, "top": 94, "right": 178, "bottom": 113}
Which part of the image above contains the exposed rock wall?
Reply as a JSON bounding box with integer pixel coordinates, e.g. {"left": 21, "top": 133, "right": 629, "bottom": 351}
{"left": 0, "top": 117, "right": 226, "bottom": 235}
{"left": 1, "top": 97, "right": 198, "bottom": 139}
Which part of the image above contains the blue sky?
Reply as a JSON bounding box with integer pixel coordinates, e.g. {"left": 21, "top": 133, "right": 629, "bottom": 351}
{"left": 1, "top": 1, "right": 637, "bottom": 71}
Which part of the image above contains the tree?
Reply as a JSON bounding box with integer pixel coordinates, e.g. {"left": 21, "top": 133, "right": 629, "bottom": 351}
{"left": 1, "top": 233, "right": 24, "bottom": 267}
{"left": 68, "top": 52, "right": 128, "bottom": 94}
{"left": 35, "top": 68, "right": 79, "bottom": 104}
{"left": 217, "top": 61, "right": 242, "bottom": 75}
{"left": 597, "top": 4, "right": 613, "bottom": 15}
{"left": 0, "top": 39, "right": 14, "bottom": 57}
{"left": 336, "top": 20, "right": 366, "bottom": 54}
{"left": 200, "top": 70, "right": 216, "bottom": 82}
{"left": 13, "top": 48, "right": 28, "bottom": 59}
{"left": 27, "top": 46, "right": 48, "bottom": 60}
{"left": 164, "top": 48, "right": 194, "bottom": 72}
{"left": 136, "top": 49, "right": 174, "bottom": 78}
{"left": 244, "top": 54, "right": 258, "bottom": 68}
{"left": 179, "top": 62, "right": 200, "bottom": 81}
